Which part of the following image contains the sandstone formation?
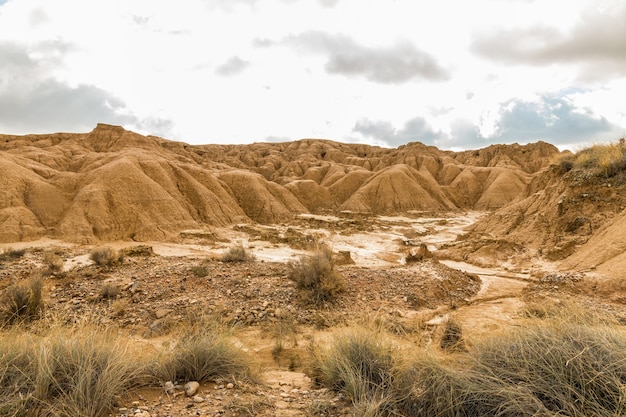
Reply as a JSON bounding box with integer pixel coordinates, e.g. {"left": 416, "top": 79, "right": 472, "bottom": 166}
{"left": 0, "top": 123, "right": 559, "bottom": 243}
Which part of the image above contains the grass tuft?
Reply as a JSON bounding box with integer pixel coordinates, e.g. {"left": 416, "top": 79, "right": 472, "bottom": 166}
{"left": 90, "top": 247, "right": 122, "bottom": 267}
{"left": 288, "top": 245, "right": 346, "bottom": 306}
{"left": 157, "top": 323, "right": 251, "bottom": 383}
{"left": 0, "top": 276, "right": 44, "bottom": 326}
{"left": 221, "top": 243, "right": 256, "bottom": 263}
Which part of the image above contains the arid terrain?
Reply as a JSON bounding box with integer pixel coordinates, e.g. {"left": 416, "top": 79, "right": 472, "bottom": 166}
{"left": 2, "top": 125, "right": 626, "bottom": 417}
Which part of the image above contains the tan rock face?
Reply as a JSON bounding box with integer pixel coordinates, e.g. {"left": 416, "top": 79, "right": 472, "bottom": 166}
{"left": 0, "top": 124, "right": 559, "bottom": 243}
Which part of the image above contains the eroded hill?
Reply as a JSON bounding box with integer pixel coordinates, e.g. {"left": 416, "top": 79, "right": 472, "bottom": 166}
{"left": 0, "top": 123, "right": 558, "bottom": 243}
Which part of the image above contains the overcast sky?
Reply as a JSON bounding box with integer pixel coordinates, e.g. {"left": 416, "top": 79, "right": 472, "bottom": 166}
{"left": 0, "top": 0, "right": 624, "bottom": 150}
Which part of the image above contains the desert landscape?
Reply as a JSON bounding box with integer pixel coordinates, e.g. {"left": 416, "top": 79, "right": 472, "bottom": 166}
{"left": 2, "top": 124, "right": 626, "bottom": 417}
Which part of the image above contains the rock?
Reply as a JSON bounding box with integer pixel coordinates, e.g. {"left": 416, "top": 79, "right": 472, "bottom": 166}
{"left": 226, "top": 382, "right": 234, "bottom": 389}
{"left": 185, "top": 381, "right": 200, "bottom": 396}
{"left": 193, "top": 395, "right": 205, "bottom": 403}
{"left": 164, "top": 381, "right": 175, "bottom": 395}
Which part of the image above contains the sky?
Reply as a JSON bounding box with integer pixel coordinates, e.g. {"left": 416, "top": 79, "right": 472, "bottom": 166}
{"left": 0, "top": 0, "right": 625, "bottom": 151}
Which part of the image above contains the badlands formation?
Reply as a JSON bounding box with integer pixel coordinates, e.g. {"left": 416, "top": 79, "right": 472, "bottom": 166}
{"left": 3, "top": 124, "right": 626, "bottom": 416}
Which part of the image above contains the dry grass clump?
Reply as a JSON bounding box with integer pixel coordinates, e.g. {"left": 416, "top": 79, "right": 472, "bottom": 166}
{"left": 309, "top": 327, "right": 395, "bottom": 404}
{"left": 0, "top": 328, "right": 145, "bottom": 417}
{"left": 157, "top": 324, "right": 251, "bottom": 383}
{"left": 221, "top": 243, "right": 255, "bottom": 263}
{"left": 288, "top": 245, "right": 346, "bottom": 306}
{"left": 558, "top": 138, "right": 626, "bottom": 178}
{"left": 99, "top": 282, "right": 121, "bottom": 300}
{"left": 42, "top": 250, "right": 64, "bottom": 274}
{"left": 90, "top": 246, "right": 122, "bottom": 267}
{"left": 191, "top": 264, "right": 209, "bottom": 277}
{"left": 0, "top": 276, "right": 44, "bottom": 326}
{"left": 310, "top": 306, "right": 626, "bottom": 417}
{"left": 0, "top": 247, "right": 26, "bottom": 261}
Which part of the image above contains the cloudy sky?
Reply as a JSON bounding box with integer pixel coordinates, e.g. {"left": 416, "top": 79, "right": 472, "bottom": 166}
{"left": 0, "top": 0, "right": 624, "bottom": 150}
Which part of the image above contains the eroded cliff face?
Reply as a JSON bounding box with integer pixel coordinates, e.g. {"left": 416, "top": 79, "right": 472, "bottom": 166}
{"left": 0, "top": 123, "right": 559, "bottom": 243}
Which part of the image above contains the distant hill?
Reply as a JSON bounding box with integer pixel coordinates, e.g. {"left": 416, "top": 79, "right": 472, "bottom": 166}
{"left": 0, "top": 123, "right": 559, "bottom": 243}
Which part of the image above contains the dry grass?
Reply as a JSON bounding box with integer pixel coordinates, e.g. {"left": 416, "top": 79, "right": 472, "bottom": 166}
{"left": 221, "top": 243, "right": 256, "bottom": 263}
{"left": 309, "top": 304, "right": 626, "bottom": 416}
{"left": 156, "top": 316, "right": 252, "bottom": 383}
{"left": 0, "top": 275, "right": 44, "bottom": 326}
{"left": 288, "top": 245, "right": 346, "bottom": 306}
{"left": 90, "top": 246, "right": 122, "bottom": 267}
{"left": 0, "top": 327, "right": 146, "bottom": 417}
{"left": 0, "top": 247, "right": 26, "bottom": 262}
{"left": 558, "top": 138, "right": 626, "bottom": 178}
{"left": 43, "top": 250, "right": 64, "bottom": 274}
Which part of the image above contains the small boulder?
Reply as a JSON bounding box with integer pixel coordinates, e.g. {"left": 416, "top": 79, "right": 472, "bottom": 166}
{"left": 184, "top": 381, "right": 200, "bottom": 397}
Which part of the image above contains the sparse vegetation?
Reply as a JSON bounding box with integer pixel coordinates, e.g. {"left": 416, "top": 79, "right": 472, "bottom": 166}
{"left": 98, "top": 281, "right": 120, "bottom": 300}
{"left": 0, "top": 275, "right": 44, "bottom": 326}
{"left": 309, "top": 327, "right": 395, "bottom": 404}
{"left": 288, "top": 245, "right": 346, "bottom": 306}
{"left": 309, "top": 306, "right": 626, "bottom": 417}
{"left": 0, "top": 247, "right": 26, "bottom": 261}
{"left": 0, "top": 328, "right": 145, "bottom": 417}
{"left": 43, "top": 249, "right": 64, "bottom": 274}
{"left": 191, "top": 264, "right": 209, "bottom": 277}
{"left": 90, "top": 246, "right": 122, "bottom": 267}
{"left": 157, "top": 324, "right": 251, "bottom": 383}
{"left": 558, "top": 138, "right": 626, "bottom": 178}
{"left": 221, "top": 243, "right": 255, "bottom": 263}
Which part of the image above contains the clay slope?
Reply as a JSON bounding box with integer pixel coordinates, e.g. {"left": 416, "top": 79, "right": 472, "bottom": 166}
{"left": 463, "top": 163, "right": 626, "bottom": 277}
{"left": 0, "top": 124, "right": 559, "bottom": 243}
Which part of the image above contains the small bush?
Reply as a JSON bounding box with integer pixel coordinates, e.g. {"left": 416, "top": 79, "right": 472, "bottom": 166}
{"left": 90, "top": 247, "right": 122, "bottom": 267}
{"left": 0, "top": 247, "right": 26, "bottom": 261}
{"left": 288, "top": 245, "right": 346, "bottom": 306}
{"left": 309, "top": 327, "right": 395, "bottom": 403}
{"left": 99, "top": 282, "right": 121, "bottom": 300}
{"left": 0, "top": 329, "right": 145, "bottom": 417}
{"left": 157, "top": 326, "right": 250, "bottom": 383}
{"left": 439, "top": 319, "right": 465, "bottom": 352}
{"left": 221, "top": 243, "right": 255, "bottom": 263}
{"left": 191, "top": 264, "right": 209, "bottom": 277}
{"left": 0, "top": 276, "right": 44, "bottom": 326}
{"left": 43, "top": 250, "right": 64, "bottom": 273}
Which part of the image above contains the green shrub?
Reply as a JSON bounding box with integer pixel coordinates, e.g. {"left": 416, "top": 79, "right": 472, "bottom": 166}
{"left": 0, "top": 276, "right": 44, "bottom": 326}
{"left": 90, "top": 247, "right": 122, "bottom": 267}
{"left": 288, "top": 245, "right": 346, "bottom": 306}
{"left": 221, "top": 243, "right": 255, "bottom": 263}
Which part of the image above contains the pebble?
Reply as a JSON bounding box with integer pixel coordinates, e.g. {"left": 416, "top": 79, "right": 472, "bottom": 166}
{"left": 164, "top": 381, "right": 175, "bottom": 395}
{"left": 226, "top": 382, "right": 234, "bottom": 389}
{"left": 193, "top": 395, "right": 205, "bottom": 403}
{"left": 185, "top": 381, "right": 200, "bottom": 397}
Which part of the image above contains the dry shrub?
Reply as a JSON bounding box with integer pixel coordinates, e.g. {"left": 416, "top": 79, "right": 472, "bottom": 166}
{"left": 558, "top": 139, "right": 626, "bottom": 178}
{"left": 221, "top": 243, "right": 255, "bottom": 263}
{"left": 43, "top": 250, "right": 64, "bottom": 274}
{"left": 0, "top": 247, "right": 26, "bottom": 261}
{"left": 90, "top": 247, "right": 122, "bottom": 267}
{"left": 0, "top": 328, "right": 145, "bottom": 417}
{"left": 288, "top": 245, "right": 346, "bottom": 306}
{"left": 157, "top": 324, "right": 251, "bottom": 383}
{"left": 309, "top": 327, "right": 395, "bottom": 404}
{"left": 310, "top": 305, "right": 626, "bottom": 417}
{"left": 99, "top": 282, "right": 120, "bottom": 300}
{"left": 191, "top": 264, "right": 209, "bottom": 277}
{"left": 0, "top": 276, "right": 44, "bottom": 326}
{"left": 439, "top": 318, "right": 465, "bottom": 352}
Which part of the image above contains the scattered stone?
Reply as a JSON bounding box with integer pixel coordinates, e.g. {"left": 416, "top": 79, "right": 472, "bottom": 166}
{"left": 226, "top": 382, "right": 234, "bottom": 389}
{"left": 185, "top": 381, "right": 200, "bottom": 397}
{"left": 193, "top": 395, "right": 205, "bottom": 403}
{"left": 164, "top": 381, "right": 175, "bottom": 395}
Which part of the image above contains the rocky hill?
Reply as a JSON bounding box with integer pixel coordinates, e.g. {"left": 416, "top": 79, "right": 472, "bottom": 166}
{"left": 0, "top": 124, "right": 559, "bottom": 243}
